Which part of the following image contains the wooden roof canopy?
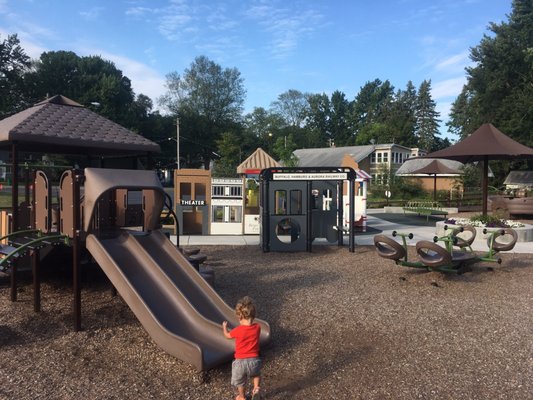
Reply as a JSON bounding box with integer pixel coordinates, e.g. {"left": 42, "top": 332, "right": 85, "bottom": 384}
{"left": 0, "top": 95, "right": 160, "bottom": 155}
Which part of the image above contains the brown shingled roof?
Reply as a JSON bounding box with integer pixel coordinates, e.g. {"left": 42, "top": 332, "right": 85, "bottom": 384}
{"left": 236, "top": 147, "right": 280, "bottom": 174}
{"left": 0, "top": 95, "right": 160, "bottom": 155}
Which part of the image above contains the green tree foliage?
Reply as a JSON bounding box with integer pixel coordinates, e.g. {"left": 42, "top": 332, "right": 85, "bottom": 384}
{"left": 159, "top": 56, "right": 246, "bottom": 168}
{"left": 352, "top": 79, "right": 394, "bottom": 138}
{"left": 415, "top": 80, "right": 441, "bottom": 151}
{"left": 0, "top": 34, "right": 31, "bottom": 118}
{"left": 305, "top": 91, "right": 354, "bottom": 147}
{"left": 213, "top": 132, "right": 241, "bottom": 177}
{"left": 388, "top": 81, "right": 418, "bottom": 146}
{"left": 25, "top": 51, "right": 137, "bottom": 127}
{"left": 270, "top": 89, "right": 309, "bottom": 128}
{"left": 448, "top": 0, "right": 533, "bottom": 146}
{"left": 243, "top": 107, "right": 285, "bottom": 153}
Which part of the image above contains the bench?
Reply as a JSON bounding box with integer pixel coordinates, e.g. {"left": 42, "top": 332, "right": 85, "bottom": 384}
{"left": 403, "top": 201, "right": 448, "bottom": 221}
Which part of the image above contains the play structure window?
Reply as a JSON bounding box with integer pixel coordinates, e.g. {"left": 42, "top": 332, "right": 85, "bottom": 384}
{"left": 180, "top": 182, "right": 191, "bottom": 200}
{"left": 195, "top": 183, "right": 206, "bottom": 200}
{"left": 212, "top": 185, "right": 224, "bottom": 197}
{"left": 229, "top": 206, "right": 242, "bottom": 222}
{"left": 212, "top": 206, "right": 224, "bottom": 222}
{"left": 377, "top": 153, "right": 383, "bottom": 163}
{"left": 127, "top": 190, "right": 142, "bottom": 205}
{"left": 212, "top": 205, "right": 242, "bottom": 223}
{"left": 275, "top": 190, "right": 287, "bottom": 215}
{"left": 290, "top": 190, "right": 302, "bottom": 214}
{"left": 230, "top": 186, "right": 242, "bottom": 197}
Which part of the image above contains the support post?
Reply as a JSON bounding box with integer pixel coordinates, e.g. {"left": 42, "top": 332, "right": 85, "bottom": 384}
{"left": 349, "top": 179, "right": 355, "bottom": 252}
{"left": 482, "top": 156, "right": 489, "bottom": 216}
{"left": 337, "top": 181, "right": 344, "bottom": 246}
{"left": 10, "top": 143, "right": 18, "bottom": 302}
{"left": 72, "top": 170, "right": 82, "bottom": 331}
{"left": 32, "top": 249, "right": 40, "bottom": 312}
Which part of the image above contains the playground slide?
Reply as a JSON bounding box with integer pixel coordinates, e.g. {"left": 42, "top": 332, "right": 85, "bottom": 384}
{"left": 86, "top": 229, "right": 271, "bottom": 371}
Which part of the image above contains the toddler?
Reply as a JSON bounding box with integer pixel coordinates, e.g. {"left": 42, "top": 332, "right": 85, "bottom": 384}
{"left": 222, "top": 296, "right": 262, "bottom": 400}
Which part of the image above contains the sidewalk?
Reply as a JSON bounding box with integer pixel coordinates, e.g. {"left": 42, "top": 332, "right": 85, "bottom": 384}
{"left": 172, "top": 210, "right": 533, "bottom": 254}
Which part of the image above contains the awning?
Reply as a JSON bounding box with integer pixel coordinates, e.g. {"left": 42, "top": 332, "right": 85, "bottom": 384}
{"left": 355, "top": 169, "right": 371, "bottom": 180}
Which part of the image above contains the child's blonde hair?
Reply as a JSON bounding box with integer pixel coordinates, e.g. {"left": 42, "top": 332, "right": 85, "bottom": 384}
{"left": 235, "top": 296, "right": 256, "bottom": 320}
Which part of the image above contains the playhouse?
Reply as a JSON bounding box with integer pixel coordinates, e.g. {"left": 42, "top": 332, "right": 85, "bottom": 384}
{"left": 173, "top": 149, "right": 370, "bottom": 238}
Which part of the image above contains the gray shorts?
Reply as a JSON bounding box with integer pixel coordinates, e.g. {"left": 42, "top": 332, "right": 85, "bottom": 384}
{"left": 231, "top": 357, "right": 262, "bottom": 387}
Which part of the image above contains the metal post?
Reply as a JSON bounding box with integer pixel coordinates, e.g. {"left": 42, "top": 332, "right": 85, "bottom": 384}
{"left": 176, "top": 118, "right": 180, "bottom": 170}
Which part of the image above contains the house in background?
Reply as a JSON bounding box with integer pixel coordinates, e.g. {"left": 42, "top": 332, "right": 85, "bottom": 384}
{"left": 293, "top": 143, "right": 425, "bottom": 185}
{"left": 503, "top": 170, "right": 533, "bottom": 192}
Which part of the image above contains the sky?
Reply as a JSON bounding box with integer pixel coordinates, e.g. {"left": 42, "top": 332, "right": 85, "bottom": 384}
{"left": 0, "top": 0, "right": 512, "bottom": 139}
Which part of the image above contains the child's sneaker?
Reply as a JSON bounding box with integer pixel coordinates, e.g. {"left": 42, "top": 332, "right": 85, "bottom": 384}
{"left": 251, "top": 387, "right": 261, "bottom": 400}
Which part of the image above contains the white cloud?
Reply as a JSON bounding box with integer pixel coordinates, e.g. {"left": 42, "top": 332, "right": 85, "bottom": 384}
{"left": 432, "top": 77, "right": 466, "bottom": 100}
{"left": 435, "top": 51, "right": 470, "bottom": 73}
{"left": 245, "top": 4, "right": 324, "bottom": 59}
{"left": 79, "top": 7, "right": 104, "bottom": 21}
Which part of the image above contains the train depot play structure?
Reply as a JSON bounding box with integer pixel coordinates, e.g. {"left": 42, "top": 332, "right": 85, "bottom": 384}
{"left": 259, "top": 167, "right": 366, "bottom": 252}
{"left": 373, "top": 224, "right": 518, "bottom": 274}
{"left": 0, "top": 167, "right": 271, "bottom": 371}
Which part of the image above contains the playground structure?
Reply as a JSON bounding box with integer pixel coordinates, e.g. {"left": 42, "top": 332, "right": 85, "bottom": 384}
{"left": 260, "top": 166, "right": 367, "bottom": 252}
{"left": 0, "top": 167, "right": 271, "bottom": 371}
{"left": 374, "top": 224, "right": 518, "bottom": 273}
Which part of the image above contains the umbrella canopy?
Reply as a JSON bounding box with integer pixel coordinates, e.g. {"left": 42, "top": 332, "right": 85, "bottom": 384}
{"left": 408, "top": 159, "right": 461, "bottom": 201}
{"left": 424, "top": 123, "right": 533, "bottom": 215}
{"left": 409, "top": 159, "right": 460, "bottom": 175}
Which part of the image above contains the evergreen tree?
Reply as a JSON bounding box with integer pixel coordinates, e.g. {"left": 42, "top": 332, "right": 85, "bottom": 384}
{"left": 448, "top": 0, "right": 533, "bottom": 145}
{"left": 0, "top": 34, "right": 31, "bottom": 118}
{"left": 415, "top": 80, "right": 441, "bottom": 151}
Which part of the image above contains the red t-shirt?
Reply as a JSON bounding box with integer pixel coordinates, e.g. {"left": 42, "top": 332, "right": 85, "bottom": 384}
{"left": 230, "top": 323, "right": 261, "bottom": 359}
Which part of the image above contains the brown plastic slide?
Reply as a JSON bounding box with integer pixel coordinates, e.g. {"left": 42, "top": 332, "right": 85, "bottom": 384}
{"left": 86, "top": 229, "right": 271, "bottom": 371}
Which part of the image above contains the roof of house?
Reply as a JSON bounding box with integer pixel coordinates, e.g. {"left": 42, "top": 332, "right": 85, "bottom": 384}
{"left": 236, "top": 147, "right": 280, "bottom": 174}
{"left": 0, "top": 95, "right": 160, "bottom": 155}
{"left": 503, "top": 170, "right": 533, "bottom": 186}
{"left": 293, "top": 145, "right": 376, "bottom": 167}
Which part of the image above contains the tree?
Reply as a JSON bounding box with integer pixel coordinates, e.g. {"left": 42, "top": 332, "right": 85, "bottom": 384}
{"left": 243, "top": 107, "right": 285, "bottom": 153}
{"left": 159, "top": 56, "right": 246, "bottom": 168}
{"left": 388, "top": 81, "right": 418, "bottom": 146}
{"left": 329, "top": 90, "right": 353, "bottom": 146}
{"left": 270, "top": 89, "right": 309, "bottom": 128}
{"left": 414, "top": 80, "right": 441, "bottom": 151}
{"left": 448, "top": 0, "right": 533, "bottom": 146}
{"left": 0, "top": 34, "right": 31, "bottom": 118}
{"left": 305, "top": 93, "right": 331, "bottom": 147}
{"left": 447, "top": 88, "right": 478, "bottom": 139}
{"left": 25, "top": 51, "right": 136, "bottom": 126}
{"left": 351, "top": 79, "right": 394, "bottom": 133}
{"left": 213, "top": 132, "right": 241, "bottom": 177}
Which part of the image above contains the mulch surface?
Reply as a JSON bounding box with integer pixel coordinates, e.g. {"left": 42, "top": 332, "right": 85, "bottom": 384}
{"left": 1, "top": 244, "right": 532, "bottom": 399}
